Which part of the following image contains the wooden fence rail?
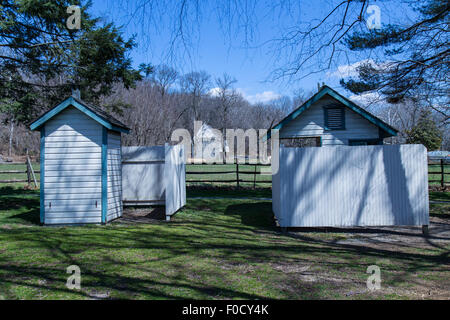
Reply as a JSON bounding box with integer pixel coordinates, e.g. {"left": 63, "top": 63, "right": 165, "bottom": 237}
{"left": 186, "top": 161, "right": 272, "bottom": 189}
{"left": 0, "top": 155, "right": 39, "bottom": 187}
{"left": 428, "top": 159, "right": 450, "bottom": 188}
{"left": 0, "top": 158, "right": 448, "bottom": 189}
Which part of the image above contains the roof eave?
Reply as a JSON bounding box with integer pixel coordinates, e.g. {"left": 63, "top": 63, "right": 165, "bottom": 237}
{"left": 263, "top": 86, "right": 398, "bottom": 140}
{"left": 30, "top": 97, "right": 129, "bottom": 133}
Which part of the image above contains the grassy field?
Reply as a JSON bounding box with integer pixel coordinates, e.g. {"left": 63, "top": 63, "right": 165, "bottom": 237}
{"left": 0, "top": 185, "right": 449, "bottom": 300}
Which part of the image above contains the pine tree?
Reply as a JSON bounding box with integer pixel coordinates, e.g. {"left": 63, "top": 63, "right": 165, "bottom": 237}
{"left": 340, "top": 0, "right": 449, "bottom": 104}
{"left": 406, "top": 110, "right": 443, "bottom": 150}
{"left": 0, "top": 0, "right": 143, "bottom": 123}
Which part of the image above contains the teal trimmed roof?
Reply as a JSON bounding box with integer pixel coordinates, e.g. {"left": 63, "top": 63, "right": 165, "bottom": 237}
{"left": 30, "top": 96, "right": 129, "bottom": 133}
{"left": 264, "top": 85, "right": 398, "bottom": 140}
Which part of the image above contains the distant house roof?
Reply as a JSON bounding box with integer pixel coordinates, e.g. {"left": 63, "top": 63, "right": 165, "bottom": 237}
{"left": 30, "top": 96, "right": 129, "bottom": 133}
{"left": 194, "top": 123, "right": 220, "bottom": 140}
{"left": 264, "top": 85, "right": 398, "bottom": 140}
{"left": 428, "top": 151, "right": 450, "bottom": 159}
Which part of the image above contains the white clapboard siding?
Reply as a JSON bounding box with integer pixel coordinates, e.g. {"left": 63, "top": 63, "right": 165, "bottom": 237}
{"left": 45, "top": 135, "right": 101, "bottom": 143}
{"left": 45, "top": 217, "right": 102, "bottom": 224}
{"left": 45, "top": 193, "right": 102, "bottom": 201}
{"left": 45, "top": 159, "right": 101, "bottom": 167}
{"left": 44, "top": 170, "right": 102, "bottom": 177}
{"left": 45, "top": 153, "right": 101, "bottom": 160}
{"left": 43, "top": 106, "right": 102, "bottom": 224}
{"left": 47, "top": 130, "right": 102, "bottom": 138}
{"left": 279, "top": 96, "right": 380, "bottom": 145}
{"left": 273, "top": 144, "right": 429, "bottom": 227}
{"left": 45, "top": 147, "right": 102, "bottom": 154}
{"left": 106, "top": 131, "right": 122, "bottom": 222}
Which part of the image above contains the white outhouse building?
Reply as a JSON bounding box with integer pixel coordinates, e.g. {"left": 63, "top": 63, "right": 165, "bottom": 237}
{"left": 30, "top": 95, "right": 129, "bottom": 225}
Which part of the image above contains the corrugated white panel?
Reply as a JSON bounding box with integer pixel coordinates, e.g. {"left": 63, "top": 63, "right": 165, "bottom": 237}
{"left": 274, "top": 144, "right": 429, "bottom": 227}
{"left": 279, "top": 96, "right": 380, "bottom": 145}
{"left": 43, "top": 107, "right": 102, "bottom": 224}
{"left": 165, "top": 144, "right": 186, "bottom": 217}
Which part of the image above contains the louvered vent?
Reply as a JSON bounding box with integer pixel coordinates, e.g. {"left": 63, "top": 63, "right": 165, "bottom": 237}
{"left": 325, "top": 107, "right": 345, "bottom": 130}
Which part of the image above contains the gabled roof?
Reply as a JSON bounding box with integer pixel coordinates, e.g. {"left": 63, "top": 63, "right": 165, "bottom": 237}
{"left": 264, "top": 85, "right": 398, "bottom": 140}
{"left": 30, "top": 96, "right": 130, "bottom": 133}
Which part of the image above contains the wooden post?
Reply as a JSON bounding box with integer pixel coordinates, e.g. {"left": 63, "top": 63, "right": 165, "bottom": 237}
{"left": 25, "top": 149, "right": 31, "bottom": 186}
{"left": 253, "top": 163, "right": 257, "bottom": 189}
{"left": 27, "top": 155, "right": 38, "bottom": 188}
{"left": 441, "top": 159, "right": 444, "bottom": 189}
{"left": 422, "top": 225, "right": 429, "bottom": 236}
{"left": 235, "top": 155, "right": 240, "bottom": 189}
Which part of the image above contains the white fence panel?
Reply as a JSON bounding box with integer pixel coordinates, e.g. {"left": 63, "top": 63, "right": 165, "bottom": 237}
{"left": 122, "top": 146, "right": 166, "bottom": 205}
{"left": 122, "top": 145, "right": 186, "bottom": 219}
{"left": 274, "top": 144, "right": 429, "bottom": 228}
{"left": 165, "top": 144, "right": 186, "bottom": 218}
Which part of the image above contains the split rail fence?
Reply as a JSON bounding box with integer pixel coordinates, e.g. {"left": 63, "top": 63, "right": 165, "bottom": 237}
{"left": 0, "top": 157, "right": 448, "bottom": 189}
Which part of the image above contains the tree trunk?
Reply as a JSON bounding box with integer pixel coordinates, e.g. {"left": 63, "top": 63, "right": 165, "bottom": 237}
{"left": 8, "top": 119, "right": 14, "bottom": 157}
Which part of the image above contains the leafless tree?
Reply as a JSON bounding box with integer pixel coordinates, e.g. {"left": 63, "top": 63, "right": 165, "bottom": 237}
{"left": 178, "top": 70, "right": 211, "bottom": 124}
{"left": 150, "top": 64, "right": 179, "bottom": 98}
{"left": 214, "top": 73, "right": 239, "bottom": 130}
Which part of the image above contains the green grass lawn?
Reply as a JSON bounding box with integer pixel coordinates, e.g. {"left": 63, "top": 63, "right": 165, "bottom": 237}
{"left": 0, "top": 185, "right": 449, "bottom": 300}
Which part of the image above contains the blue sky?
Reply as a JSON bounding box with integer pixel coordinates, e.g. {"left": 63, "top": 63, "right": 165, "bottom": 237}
{"left": 88, "top": 0, "right": 416, "bottom": 104}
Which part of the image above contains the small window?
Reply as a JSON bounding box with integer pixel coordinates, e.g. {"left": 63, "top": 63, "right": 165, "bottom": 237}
{"left": 324, "top": 107, "right": 345, "bottom": 130}
{"left": 281, "top": 137, "right": 321, "bottom": 147}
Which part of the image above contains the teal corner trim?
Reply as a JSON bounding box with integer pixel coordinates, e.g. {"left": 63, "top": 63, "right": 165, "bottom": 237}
{"left": 101, "top": 128, "right": 108, "bottom": 224}
{"left": 30, "top": 97, "right": 128, "bottom": 133}
{"left": 40, "top": 128, "right": 45, "bottom": 224}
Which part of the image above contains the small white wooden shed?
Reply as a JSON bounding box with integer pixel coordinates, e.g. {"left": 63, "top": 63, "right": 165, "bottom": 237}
{"left": 30, "top": 96, "right": 129, "bottom": 225}
{"left": 264, "top": 85, "right": 398, "bottom": 146}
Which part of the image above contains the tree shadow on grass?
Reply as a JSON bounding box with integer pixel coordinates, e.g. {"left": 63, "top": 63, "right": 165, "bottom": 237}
{"left": 8, "top": 207, "right": 40, "bottom": 225}
{"left": 0, "top": 186, "right": 39, "bottom": 197}
{"left": 0, "top": 187, "right": 40, "bottom": 225}
{"left": 224, "top": 202, "right": 274, "bottom": 229}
